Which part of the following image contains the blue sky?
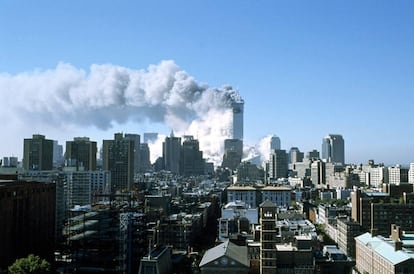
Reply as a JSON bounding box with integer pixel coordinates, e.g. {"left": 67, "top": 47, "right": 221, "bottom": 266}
{"left": 1, "top": 0, "right": 414, "bottom": 165}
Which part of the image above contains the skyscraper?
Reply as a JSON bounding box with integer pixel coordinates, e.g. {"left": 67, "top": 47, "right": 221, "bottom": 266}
{"left": 322, "top": 134, "right": 345, "bottom": 164}
{"left": 270, "top": 135, "right": 281, "bottom": 150}
{"left": 65, "top": 137, "right": 97, "bottom": 171}
{"left": 288, "top": 147, "right": 304, "bottom": 164}
{"left": 124, "top": 133, "right": 141, "bottom": 175}
{"left": 231, "top": 100, "right": 244, "bottom": 140}
{"left": 23, "top": 134, "right": 53, "bottom": 170}
{"left": 180, "top": 136, "right": 204, "bottom": 176}
{"left": 268, "top": 149, "right": 288, "bottom": 180}
{"left": 102, "top": 133, "right": 135, "bottom": 192}
{"left": 139, "top": 143, "right": 152, "bottom": 172}
{"left": 222, "top": 139, "right": 243, "bottom": 170}
{"left": 162, "top": 132, "right": 181, "bottom": 174}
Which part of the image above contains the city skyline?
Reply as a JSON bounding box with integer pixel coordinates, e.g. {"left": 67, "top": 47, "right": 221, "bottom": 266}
{"left": 1, "top": 1, "right": 414, "bottom": 165}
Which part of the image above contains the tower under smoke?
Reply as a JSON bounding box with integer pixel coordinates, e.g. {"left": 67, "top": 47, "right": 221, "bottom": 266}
{"left": 231, "top": 100, "right": 244, "bottom": 140}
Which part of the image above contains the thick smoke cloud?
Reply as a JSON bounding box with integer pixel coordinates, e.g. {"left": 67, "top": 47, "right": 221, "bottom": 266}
{"left": 0, "top": 60, "right": 241, "bottom": 164}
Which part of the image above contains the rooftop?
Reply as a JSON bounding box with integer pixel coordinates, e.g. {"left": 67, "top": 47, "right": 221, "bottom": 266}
{"left": 356, "top": 232, "right": 414, "bottom": 265}
{"left": 199, "top": 240, "right": 249, "bottom": 267}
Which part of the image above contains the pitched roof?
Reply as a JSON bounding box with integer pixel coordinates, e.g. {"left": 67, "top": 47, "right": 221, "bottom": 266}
{"left": 259, "top": 200, "right": 276, "bottom": 208}
{"left": 199, "top": 240, "right": 249, "bottom": 267}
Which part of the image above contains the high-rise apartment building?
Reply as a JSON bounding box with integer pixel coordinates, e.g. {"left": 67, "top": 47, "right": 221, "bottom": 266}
{"left": 102, "top": 133, "right": 135, "bottom": 192}
{"left": 231, "top": 100, "right": 244, "bottom": 140}
{"left": 23, "top": 134, "right": 53, "bottom": 170}
{"left": 322, "top": 134, "right": 345, "bottom": 164}
{"left": 65, "top": 137, "right": 97, "bottom": 171}
{"left": 388, "top": 165, "right": 409, "bottom": 185}
{"left": 162, "top": 132, "right": 181, "bottom": 174}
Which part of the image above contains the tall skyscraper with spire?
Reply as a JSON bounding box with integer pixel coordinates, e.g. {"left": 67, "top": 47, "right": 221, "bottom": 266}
{"left": 322, "top": 134, "right": 345, "bottom": 164}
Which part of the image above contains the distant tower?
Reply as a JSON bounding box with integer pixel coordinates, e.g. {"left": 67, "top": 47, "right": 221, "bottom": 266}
{"left": 222, "top": 139, "right": 243, "bottom": 170}
{"left": 231, "top": 100, "right": 244, "bottom": 140}
{"left": 102, "top": 133, "right": 135, "bottom": 192}
{"left": 322, "top": 134, "right": 345, "bottom": 164}
{"left": 53, "top": 140, "right": 64, "bottom": 168}
{"left": 139, "top": 143, "right": 152, "bottom": 172}
{"left": 270, "top": 135, "right": 281, "bottom": 150}
{"left": 23, "top": 134, "right": 53, "bottom": 171}
{"left": 124, "top": 133, "right": 141, "bottom": 175}
{"left": 162, "top": 132, "right": 181, "bottom": 174}
{"left": 180, "top": 136, "right": 204, "bottom": 176}
{"left": 288, "top": 147, "right": 304, "bottom": 164}
{"left": 65, "top": 137, "right": 97, "bottom": 171}
{"left": 268, "top": 149, "right": 288, "bottom": 180}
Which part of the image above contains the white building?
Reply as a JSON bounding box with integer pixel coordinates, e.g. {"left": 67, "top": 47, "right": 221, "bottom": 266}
{"left": 409, "top": 163, "right": 414, "bottom": 184}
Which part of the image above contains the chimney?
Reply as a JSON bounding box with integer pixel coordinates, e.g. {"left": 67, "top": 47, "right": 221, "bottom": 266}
{"left": 391, "top": 224, "right": 402, "bottom": 242}
{"left": 395, "top": 241, "right": 403, "bottom": 251}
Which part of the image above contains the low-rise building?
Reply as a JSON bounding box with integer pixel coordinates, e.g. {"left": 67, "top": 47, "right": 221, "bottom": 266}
{"left": 199, "top": 240, "right": 249, "bottom": 274}
{"left": 355, "top": 227, "right": 414, "bottom": 274}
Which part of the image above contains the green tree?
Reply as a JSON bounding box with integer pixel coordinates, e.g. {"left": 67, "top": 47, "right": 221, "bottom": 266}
{"left": 8, "top": 254, "right": 50, "bottom": 274}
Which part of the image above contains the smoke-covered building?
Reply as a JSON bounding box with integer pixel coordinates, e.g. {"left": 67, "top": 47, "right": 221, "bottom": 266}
{"left": 140, "top": 143, "right": 152, "bottom": 172}
{"left": 222, "top": 139, "right": 243, "bottom": 171}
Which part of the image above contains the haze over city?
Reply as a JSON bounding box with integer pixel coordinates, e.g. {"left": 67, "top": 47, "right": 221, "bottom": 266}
{"left": 1, "top": 1, "right": 414, "bottom": 165}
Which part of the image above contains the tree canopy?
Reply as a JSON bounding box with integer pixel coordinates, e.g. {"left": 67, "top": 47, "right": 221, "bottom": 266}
{"left": 8, "top": 254, "right": 50, "bottom": 274}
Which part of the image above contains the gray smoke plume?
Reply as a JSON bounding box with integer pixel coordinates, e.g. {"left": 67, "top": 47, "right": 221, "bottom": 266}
{"left": 0, "top": 60, "right": 242, "bottom": 164}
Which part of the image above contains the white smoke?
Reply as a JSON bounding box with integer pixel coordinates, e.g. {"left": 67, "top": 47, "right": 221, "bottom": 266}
{"left": 0, "top": 60, "right": 241, "bottom": 165}
{"left": 243, "top": 135, "right": 273, "bottom": 166}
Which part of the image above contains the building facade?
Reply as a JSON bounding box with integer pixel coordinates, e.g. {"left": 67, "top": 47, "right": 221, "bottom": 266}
{"left": 322, "top": 134, "right": 344, "bottom": 165}
{"left": 102, "top": 133, "right": 135, "bottom": 193}
{"left": 65, "top": 137, "right": 97, "bottom": 171}
{"left": 0, "top": 179, "right": 56, "bottom": 268}
{"left": 162, "top": 133, "right": 181, "bottom": 174}
{"left": 23, "top": 134, "right": 53, "bottom": 170}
